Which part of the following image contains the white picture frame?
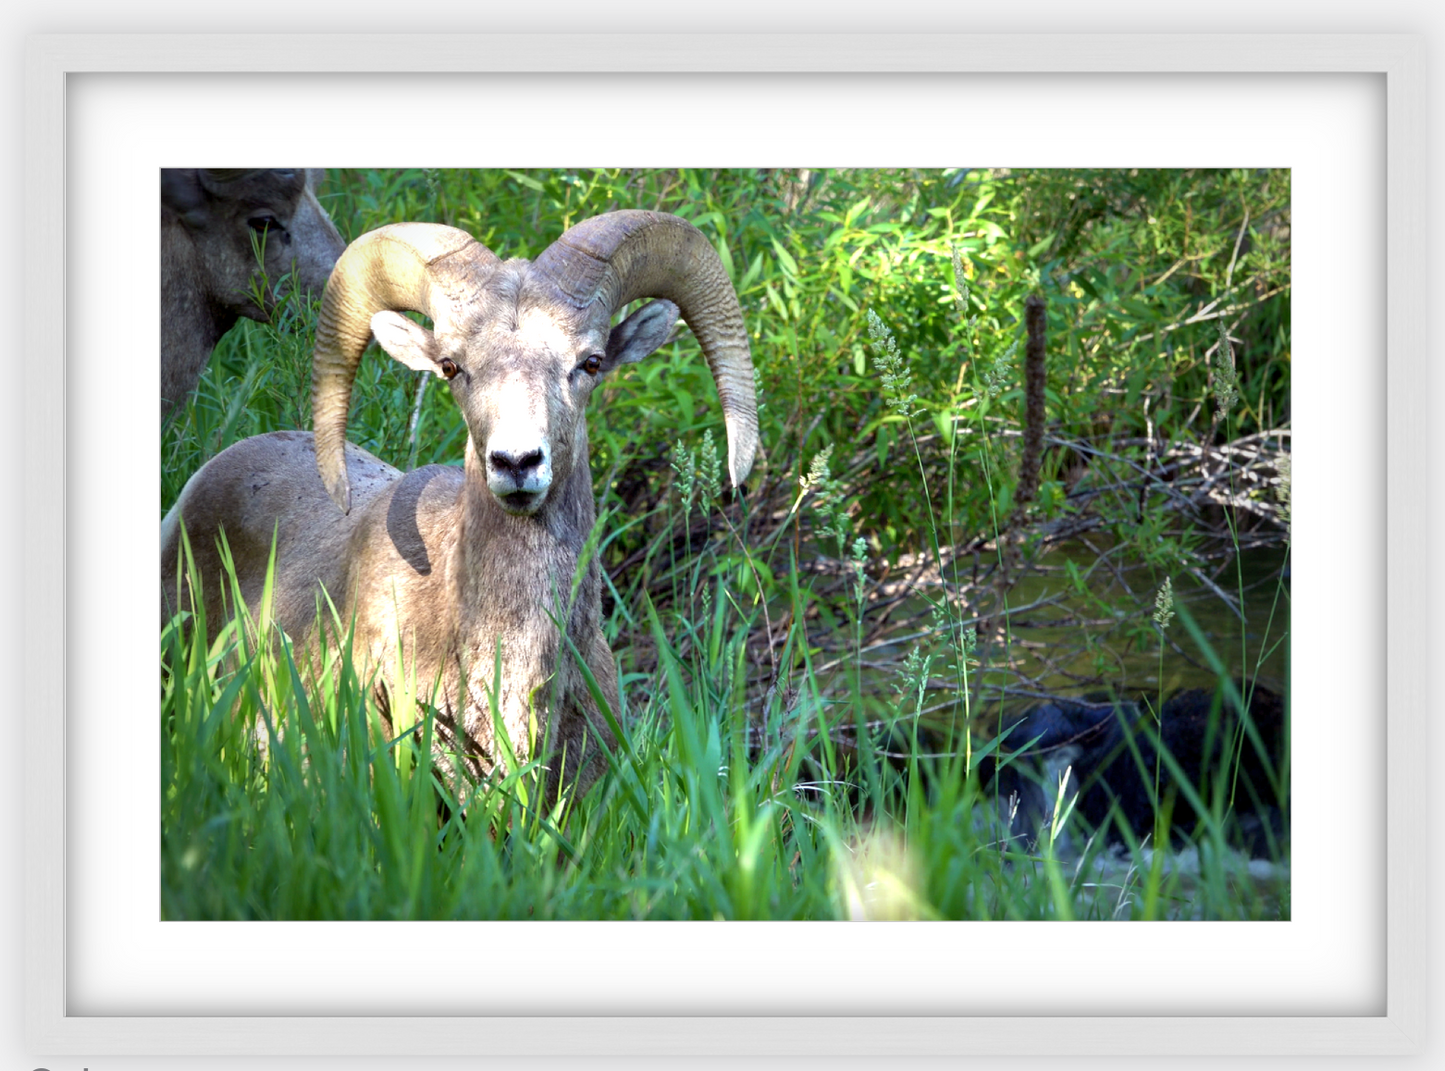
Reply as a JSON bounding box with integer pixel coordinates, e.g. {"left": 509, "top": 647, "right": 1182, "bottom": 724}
{"left": 21, "top": 32, "right": 1425, "bottom": 1059}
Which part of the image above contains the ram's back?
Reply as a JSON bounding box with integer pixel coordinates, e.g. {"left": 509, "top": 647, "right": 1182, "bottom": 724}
{"left": 161, "top": 430, "right": 451, "bottom": 646}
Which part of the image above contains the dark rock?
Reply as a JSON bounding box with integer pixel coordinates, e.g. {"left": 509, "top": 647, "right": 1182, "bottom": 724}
{"left": 979, "top": 695, "right": 1135, "bottom": 846}
{"left": 981, "top": 682, "right": 1288, "bottom": 857}
{"left": 1075, "top": 681, "right": 1288, "bottom": 856}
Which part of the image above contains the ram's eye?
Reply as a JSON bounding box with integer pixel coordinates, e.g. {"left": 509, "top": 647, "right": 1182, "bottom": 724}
{"left": 439, "top": 358, "right": 459, "bottom": 380}
{"left": 247, "top": 215, "right": 279, "bottom": 233}
{"left": 582, "top": 354, "right": 603, "bottom": 376}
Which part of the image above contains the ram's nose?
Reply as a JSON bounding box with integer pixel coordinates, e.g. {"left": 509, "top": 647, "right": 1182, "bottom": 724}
{"left": 489, "top": 445, "right": 546, "bottom": 486}
{"left": 486, "top": 442, "right": 552, "bottom": 513}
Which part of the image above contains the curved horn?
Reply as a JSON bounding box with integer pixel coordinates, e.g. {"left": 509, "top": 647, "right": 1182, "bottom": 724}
{"left": 312, "top": 223, "right": 499, "bottom": 512}
{"left": 533, "top": 211, "right": 759, "bottom": 487}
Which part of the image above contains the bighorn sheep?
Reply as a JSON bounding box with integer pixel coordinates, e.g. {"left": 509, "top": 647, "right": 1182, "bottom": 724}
{"left": 161, "top": 210, "right": 758, "bottom": 801}
{"left": 162, "top": 168, "right": 346, "bottom": 420}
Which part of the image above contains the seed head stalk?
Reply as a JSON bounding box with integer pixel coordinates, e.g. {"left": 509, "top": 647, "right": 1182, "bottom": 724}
{"left": 1152, "top": 576, "right": 1176, "bottom": 848}
{"left": 1213, "top": 318, "right": 1254, "bottom": 811}
{"left": 868, "top": 306, "right": 975, "bottom": 769}
{"left": 946, "top": 250, "right": 1024, "bottom": 768}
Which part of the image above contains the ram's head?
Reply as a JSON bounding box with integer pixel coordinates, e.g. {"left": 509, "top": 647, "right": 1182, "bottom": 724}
{"left": 162, "top": 167, "right": 344, "bottom": 317}
{"left": 311, "top": 212, "right": 759, "bottom": 516}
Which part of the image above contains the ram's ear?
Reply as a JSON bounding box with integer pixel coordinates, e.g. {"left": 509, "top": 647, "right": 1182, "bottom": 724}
{"left": 604, "top": 299, "right": 680, "bottom": 371}
{"left": 160, "top": 169, "right": 209, "bottom": 228}
{"left": 371, "top": 311, "right": 444, "bottom": 375}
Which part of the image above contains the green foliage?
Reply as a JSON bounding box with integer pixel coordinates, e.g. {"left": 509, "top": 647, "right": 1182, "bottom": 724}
{"left": 161, "top": 167, "right": 1290, "bottom": 921}
{"left": 167, "top": 167, "right": 1291, "bottom": 534}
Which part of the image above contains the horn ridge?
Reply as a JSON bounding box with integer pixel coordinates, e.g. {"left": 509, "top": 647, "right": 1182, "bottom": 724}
{"left": 535, "top": 211, "right": 759, "bottom": 486}
{"left": 312, "top": 223, "right": 498, "bottom": 512}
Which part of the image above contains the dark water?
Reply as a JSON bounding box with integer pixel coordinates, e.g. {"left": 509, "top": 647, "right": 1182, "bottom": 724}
{"left": 988, "top": 543, "right": 1290, "bottom": 701}
{"left": 832, "top": 542, "right": 1290, "bottom": 732}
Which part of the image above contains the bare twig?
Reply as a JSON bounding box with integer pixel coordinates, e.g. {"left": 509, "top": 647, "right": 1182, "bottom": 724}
{"left": 1016, "top": 294, "right": 1047, "bottom": 510}
{"left": 406, "top": 371, "right": 428, "bottom": 470}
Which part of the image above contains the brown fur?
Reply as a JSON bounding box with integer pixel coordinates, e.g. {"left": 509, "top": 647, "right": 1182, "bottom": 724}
{"left": 162, "top": 426, "right": 618, "bottom": 801}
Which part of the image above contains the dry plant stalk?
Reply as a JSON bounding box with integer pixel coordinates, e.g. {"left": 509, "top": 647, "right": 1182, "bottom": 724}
{"left": 1016, "top": 293, "right": 1048, "bottom": 509}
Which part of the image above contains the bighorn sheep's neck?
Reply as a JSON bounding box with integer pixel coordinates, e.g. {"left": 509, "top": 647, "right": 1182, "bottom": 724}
{"left": 456, "top": 430, "right": 599, "bottom": 626}
{"left": 450, "top": 429, "right": 602, "bottom": 763}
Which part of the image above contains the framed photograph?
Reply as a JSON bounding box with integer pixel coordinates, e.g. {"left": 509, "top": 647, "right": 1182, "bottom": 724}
{"left": 22, "top": 32, "right": 1424, "bottom": 1059}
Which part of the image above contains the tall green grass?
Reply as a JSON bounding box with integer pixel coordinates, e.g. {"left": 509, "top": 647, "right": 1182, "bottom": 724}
{"left": 162, "top": 495, "right": 1287, "bottom": 922}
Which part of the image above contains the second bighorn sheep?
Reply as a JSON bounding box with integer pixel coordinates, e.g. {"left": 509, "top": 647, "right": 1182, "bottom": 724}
{"left": 162, "top": 168, "right": 346, "bottom": 420}
{"left": 162, "top": 210, "right": 758, "bottom": 800}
